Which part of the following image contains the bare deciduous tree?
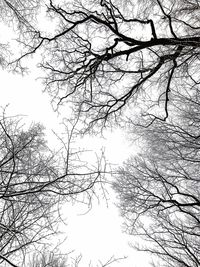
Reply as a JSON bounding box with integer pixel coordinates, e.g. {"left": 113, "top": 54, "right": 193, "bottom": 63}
{"left": 28, "top": 250, "right": 67, "bottom": 267}
{"left": 0, "top": 0, "right": 40, "bottom": 24}
{"left": 28, "top": 249, "right": 125, "bottom": 267}
{"left": 0, "top": 0, "right": 41, "bottom": 66}
{"left": 0, "top": 110, "right": 104, "bottom": 267}
{"left": 113, "top": 86, "right": 200, "bottom": 267}
{"left": 8, "top": 0, "right": 200, "bottom": 130}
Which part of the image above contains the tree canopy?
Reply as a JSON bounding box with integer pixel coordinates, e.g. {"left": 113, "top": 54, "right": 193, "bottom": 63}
{"left": 0, "top": 110, "right": 103, "bottom": 267}
{"left": 114, "top": 83, "right": 200, "bottom": 267}
{"left": 1, "top": 0, "right": 200, "bottom": 266}
{"left": 9, "top": 0, "right": 200, "bottom": 129}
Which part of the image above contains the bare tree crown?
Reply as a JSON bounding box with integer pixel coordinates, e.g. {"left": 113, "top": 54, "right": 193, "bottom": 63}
{"left": 8, "top": 0, "right": 200, "bottom": 130}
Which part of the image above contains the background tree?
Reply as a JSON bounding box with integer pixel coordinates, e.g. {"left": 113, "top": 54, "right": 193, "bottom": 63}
{"left": 0, "top": 0, "right": 41, "bottom": 67}
{"left": 113, "top": 84, "right": 200, "bottom": 267}
{"left": 28, "top": 250, "right": 67, "bottom": 267}
{"left": 28, "top": 249, "right": 125, "bottom": 267}
{"left": 9, "top": 0, "right": 200, "bottom": 130}
{"left": 0, "top": 0, "right": 40, "bottom": 25}
{"left": 0, "top": 110, "right": 103, "bottom": 267}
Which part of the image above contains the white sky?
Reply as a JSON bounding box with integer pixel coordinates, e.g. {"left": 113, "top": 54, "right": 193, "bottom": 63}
{"left": 0, "top": 67, "right": 151, "bottom": 267}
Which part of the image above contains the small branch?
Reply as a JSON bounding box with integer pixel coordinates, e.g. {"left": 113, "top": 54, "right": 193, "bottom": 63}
{"left": 0, "top": 255, "right": 19, "bottom": 267}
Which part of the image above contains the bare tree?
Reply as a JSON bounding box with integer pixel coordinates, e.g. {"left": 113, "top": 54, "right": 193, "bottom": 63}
{"left": 28, "top": 250, "right": 67, "bottom": 267}
{"left": 0, "top": 110, "right": 104, "bottom": 267}
{"left": 113, "top": 85, "right": 200, "bottom": 267}
{"left": 0, "top": 0, "right": 41, "bottom": 66}
{"left": 7, "top": 0, "right": 200, "bottom": 130}
{"left": 28, "top": 249, "right": 125, "bottom": 267}
{"left": 0, "top": 0, "right": 40, "bottom": 25}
